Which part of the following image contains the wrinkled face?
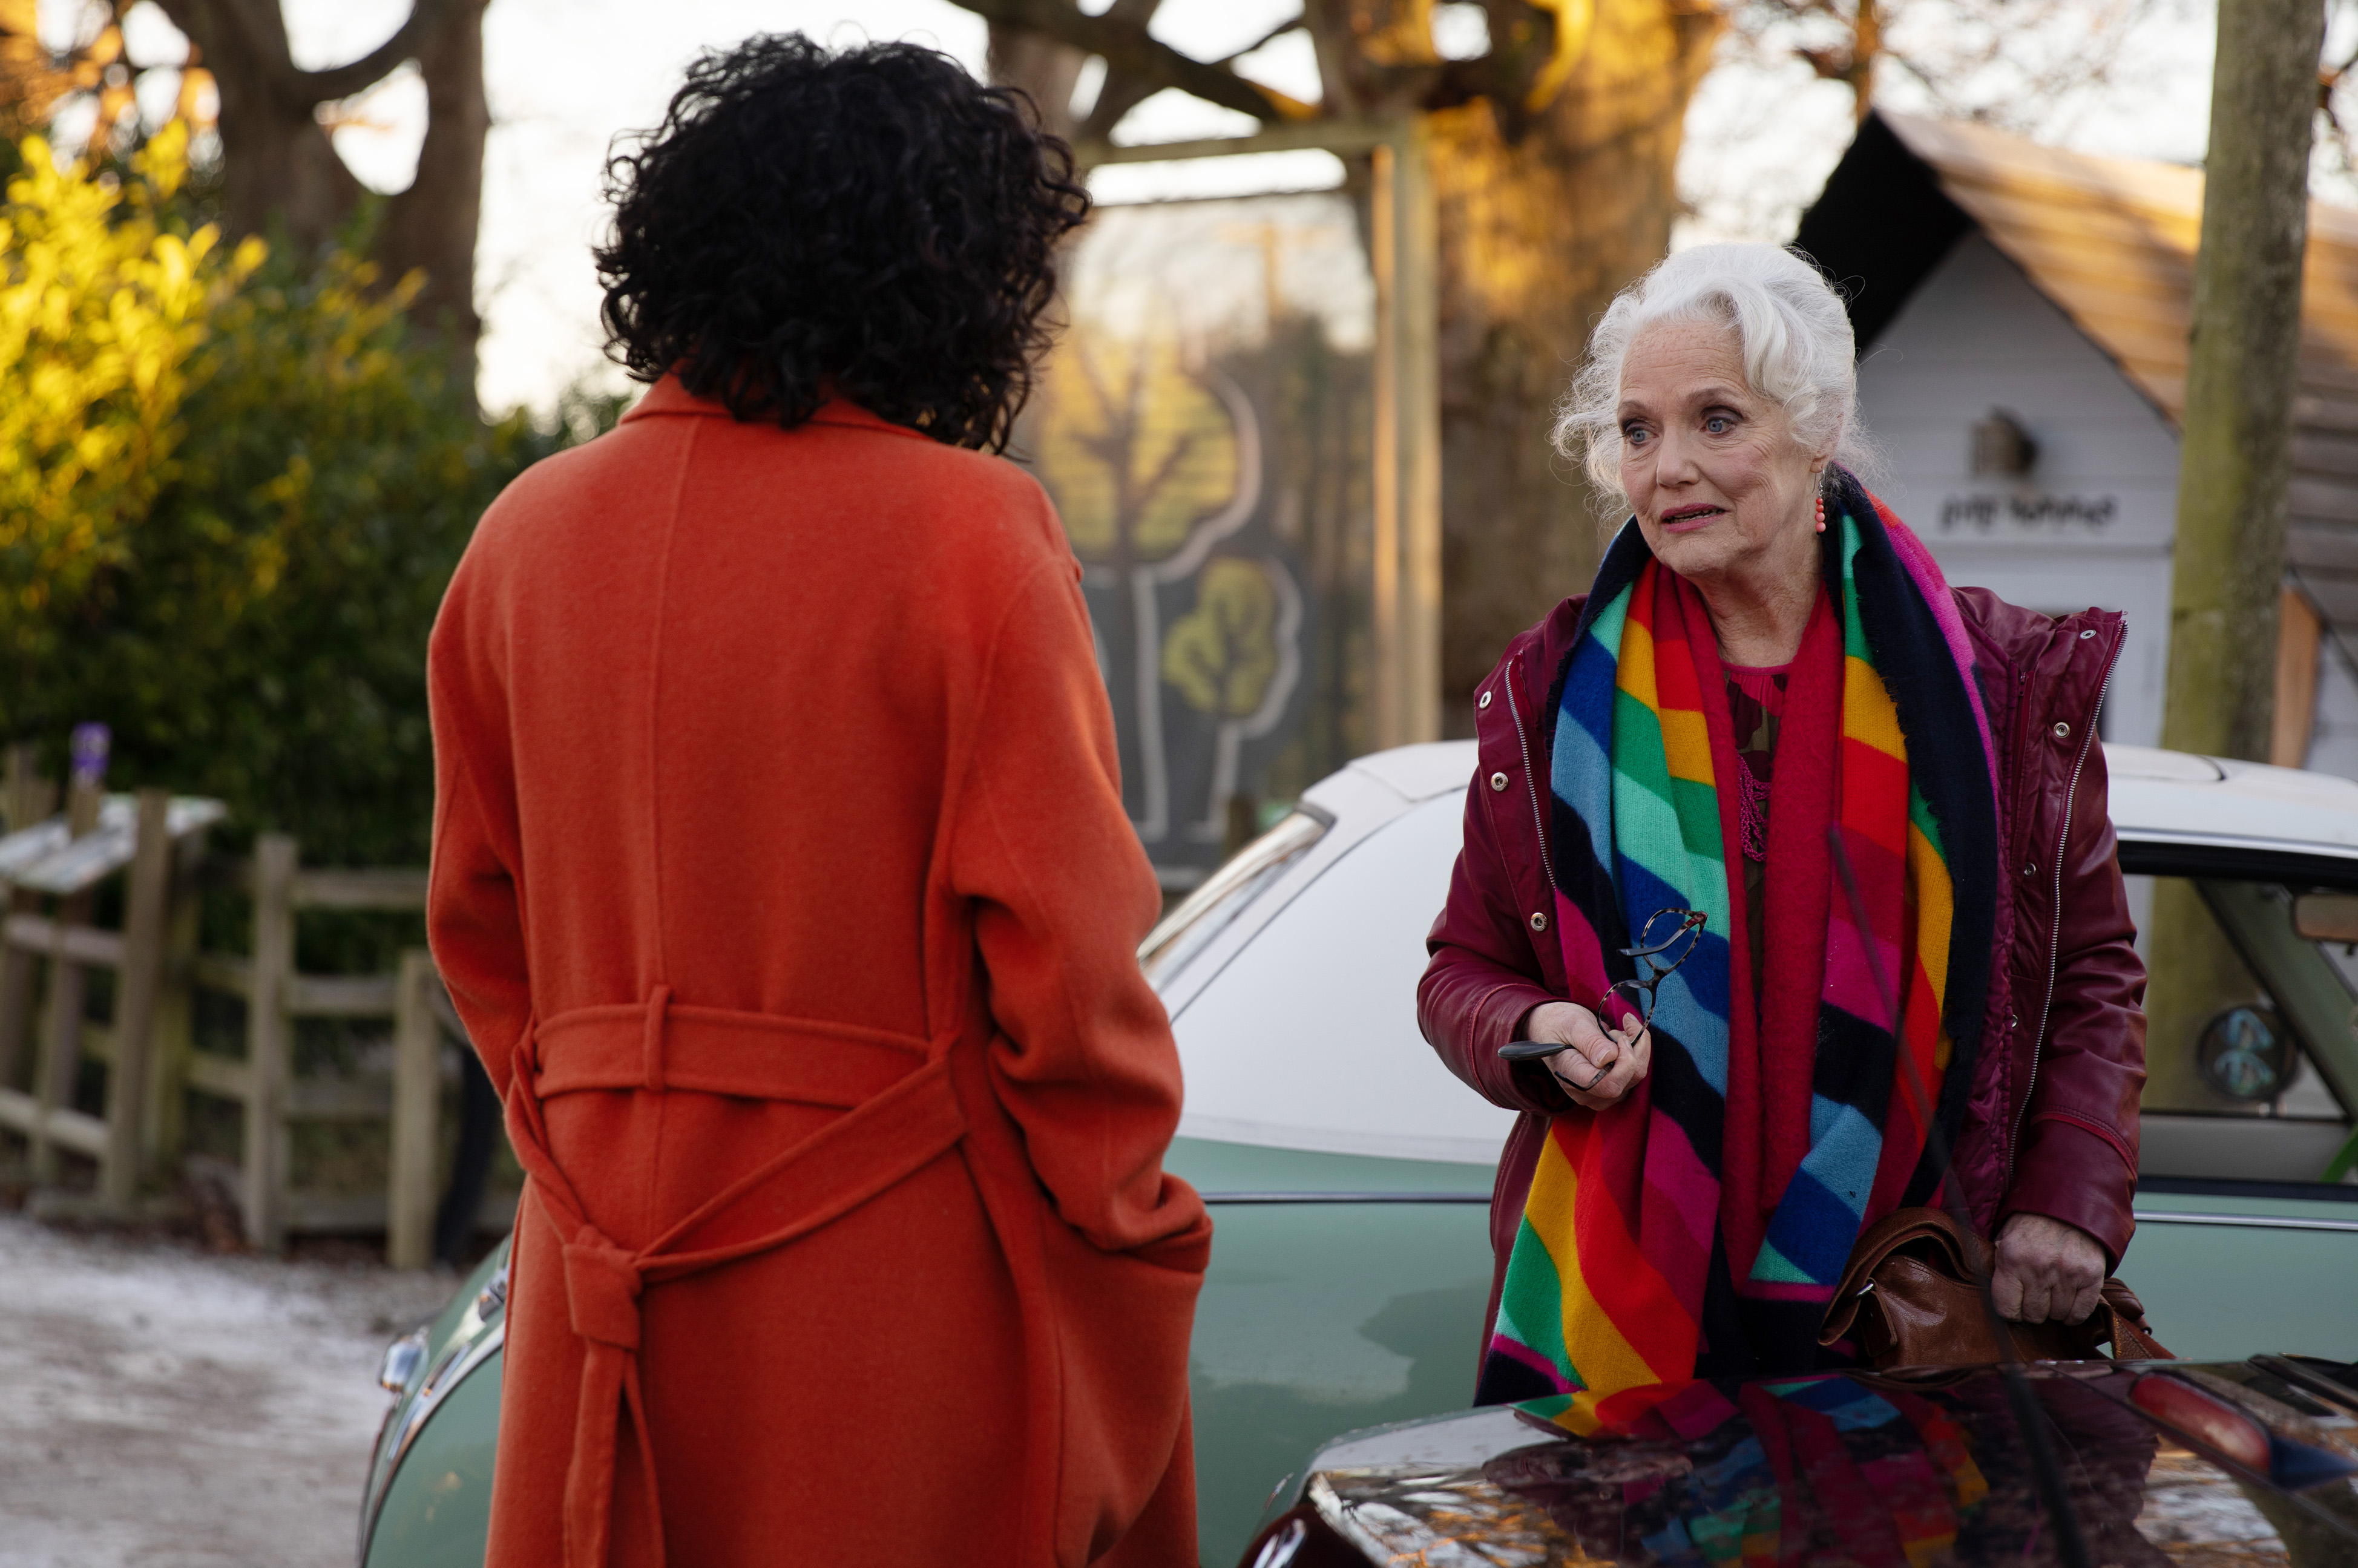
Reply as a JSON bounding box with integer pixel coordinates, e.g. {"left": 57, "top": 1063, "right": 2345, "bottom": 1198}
{"left": 1616, "top": 318, "right": 1828, "bottom": 590}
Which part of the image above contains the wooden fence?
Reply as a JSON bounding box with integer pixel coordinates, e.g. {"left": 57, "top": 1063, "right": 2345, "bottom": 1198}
{"left": 0, "top": 760, "right": 494, "bottom": 1265}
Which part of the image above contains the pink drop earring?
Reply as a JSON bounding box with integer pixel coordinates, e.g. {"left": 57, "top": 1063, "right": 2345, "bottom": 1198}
{"left": 1814, "top": 493, "right": 1827, "bottom": 533}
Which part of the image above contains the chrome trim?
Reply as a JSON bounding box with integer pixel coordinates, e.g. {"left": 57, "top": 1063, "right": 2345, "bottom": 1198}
{"left": 2132, "top": 1208, "right": 2358, "bottom": 1234}
{"left": 376, "top": 1329, "right": 427, "bottom": 1394}
{"left": 475, "top": 1261, "right": 509, "bottom": 1320}
{"left": 358, "top": 1320, "right": 506, "bottom": 1566}
{"left": 2250, "top": 1354, "right": 2358, "bottom": 1415}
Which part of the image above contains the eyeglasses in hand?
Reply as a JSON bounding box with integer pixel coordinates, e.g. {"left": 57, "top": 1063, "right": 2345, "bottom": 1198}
{"left": 1497, "top": 907, "right": 1706, "bottom": 1069}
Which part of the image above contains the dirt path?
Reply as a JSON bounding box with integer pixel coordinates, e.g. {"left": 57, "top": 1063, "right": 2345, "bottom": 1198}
{"left": 0, "top": 1215, "right": 461, "bottom": 1568}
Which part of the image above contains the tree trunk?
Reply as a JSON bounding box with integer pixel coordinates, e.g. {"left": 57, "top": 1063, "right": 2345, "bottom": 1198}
{"left": 378, "top": 0, "right": 489, "bottom": 395}
{"left": 2147, "top": 0, "right": 2324, "bottom": 1112}
{"left": 988, "top": 23, "right": 1082, "bottom": 140}
{"left": 158, "top": 0, "right": 360, "bottom": 258}
{"left": 1425, "top": 7, "right": 1719, "bottom": 733}
{"left": 2159, "top": 0, "right": 2323, "bottom": 763}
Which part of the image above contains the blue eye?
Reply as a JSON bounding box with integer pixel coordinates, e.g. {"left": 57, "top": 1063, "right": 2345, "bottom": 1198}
{"left": 1624, "top": 427, "right": 1649, "bottom": 446}
{"left": 1705, "top": 415, "right": 1732, "bottom": 435}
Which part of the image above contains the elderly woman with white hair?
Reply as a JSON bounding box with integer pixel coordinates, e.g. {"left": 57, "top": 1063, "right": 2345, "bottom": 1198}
{"left": 1420, "top": 243, "right": 2146, "bottom": 1405}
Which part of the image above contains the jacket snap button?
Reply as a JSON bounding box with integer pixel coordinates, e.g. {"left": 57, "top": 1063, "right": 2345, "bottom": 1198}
{"left": 2023, "top": 862, "right": 2037, "bottom": 877}
{"left": 1489, "top": 771, "right": 1509, "bottom": 792}
{"left": 1529, "top": 911, "right": 1549, "bottom": 932}
{"left": 2052, "top": 720, "right": 2071, "bottom": 739}
{"left": 1479, "top": 690, "right": 1493, "bottom": 710}
{"left": 2079, "top": 629, "right": 2096, "bottom": 640}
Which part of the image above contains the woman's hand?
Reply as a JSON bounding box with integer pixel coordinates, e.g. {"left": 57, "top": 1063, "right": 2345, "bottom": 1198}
{"left": 1523, "top": 1002, "right": 1651, "bottom": 1110}
{"left": 1992, "top": 1213, "right": 2106, "bottom": 1324}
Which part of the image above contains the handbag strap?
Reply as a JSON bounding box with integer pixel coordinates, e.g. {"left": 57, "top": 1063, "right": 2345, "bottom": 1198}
{"left": 1820, "top": 1206, "right": 1989, "bottom": 1347}
{"left": 2097, "top": 1279, "right": 2174, "bottom": 1360}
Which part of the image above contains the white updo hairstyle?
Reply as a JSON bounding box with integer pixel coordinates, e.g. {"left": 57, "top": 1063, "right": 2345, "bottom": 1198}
{"left": 1554, "top": 243, "right": 1874, "bottom": 518}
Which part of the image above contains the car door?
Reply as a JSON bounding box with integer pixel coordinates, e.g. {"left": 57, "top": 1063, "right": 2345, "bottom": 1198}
{"left": 1147, "top": 766, "right": 1511, "bottom": 1566}
{"left": 2116, "top": 839, "right": 2358, "bottom": 1362}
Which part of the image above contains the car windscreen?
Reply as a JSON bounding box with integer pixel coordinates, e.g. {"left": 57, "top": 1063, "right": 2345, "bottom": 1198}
{"left": 1169, "top": 792, "right": 1514, "bottom": 1163}
{"left": 1140, "top": 808, "right": 1330, "bottom": 991}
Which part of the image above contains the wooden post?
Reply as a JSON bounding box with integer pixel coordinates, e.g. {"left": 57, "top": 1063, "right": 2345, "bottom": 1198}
{"left": 1370, "top": 119, "right": 1443, "bottom": 750}
{"left": 30, "top": 781, "right": 103, "bottom": 1183}
{"left": 0, "top": 746, "right": 56, "bottom": 1098}
{"left": 1372, "top": 139, "right": 1402, "bottom": 752}
{"left": 2, "top": 744, "right": 25, "bottom": 832}
{"left": 100, "top": 791, "right": 173, "bottom": 1209}
{"left": 1396, "top": 117, "right": 1442, "bottom": 749}
{"left": 387, "top": 950, "right": 442, "bottom": 1269}
{"left": 145, "top": 839, "right": 204, "bottom": 1166}
{"left": 3, "top": 742, "right": 54, "bottom": 832}
{"left": 2271, "top": 587, "right": 2324, "bottom": 768}
{"left": 0, "top": 887, "right": 34, "bottom": 1095}
{"left": 243, "top": 835, "right": 297, "bottom": 1252}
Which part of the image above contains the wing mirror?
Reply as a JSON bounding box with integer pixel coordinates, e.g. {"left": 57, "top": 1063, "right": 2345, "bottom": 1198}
{"left": 2292, "top": 893, "right": 2358, "bottom": 945}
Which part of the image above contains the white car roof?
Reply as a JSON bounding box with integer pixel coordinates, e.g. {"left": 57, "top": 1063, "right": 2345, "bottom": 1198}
{"left": 1169, "top": 740, "right": 2358, "bottom": 1167}
{"left": 1325, "top": 739, "right": 2358, "bottom": 854}
{"left": 2106, "top": 744, "right": 2358, "bottom": 858}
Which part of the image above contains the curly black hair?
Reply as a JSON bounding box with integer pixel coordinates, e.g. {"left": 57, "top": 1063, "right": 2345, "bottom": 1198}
{"left": 595, "top": 35, "right": 1090, "bottom": 452}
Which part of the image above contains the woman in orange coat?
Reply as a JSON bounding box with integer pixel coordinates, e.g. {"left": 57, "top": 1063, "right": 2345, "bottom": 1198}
{"left": 427, "top": 36, "right": 1210, "bottom": 1568}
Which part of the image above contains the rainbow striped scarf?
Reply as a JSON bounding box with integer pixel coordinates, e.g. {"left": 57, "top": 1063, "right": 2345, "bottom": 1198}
{"left": 1477, "top": 479, "right": 2000, "bottom": 1429}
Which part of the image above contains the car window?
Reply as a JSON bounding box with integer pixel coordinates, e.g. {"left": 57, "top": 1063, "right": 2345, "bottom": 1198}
{"left": 1169, "top": 793, "right": 1514, "bottom": 1164}
{"left": 1140, "top": 809, "right": 1330, "bottom": 989}
{"left": 2130, "top": 872, "right": 2358, "bottom": 1184}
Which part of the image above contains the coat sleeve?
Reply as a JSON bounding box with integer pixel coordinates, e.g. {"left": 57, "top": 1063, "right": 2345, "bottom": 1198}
{"left": 1997, "top": 736, "right": 2146, "bottom": 1267}
{"left": 948, "top": 557, "right": 1211, "bottom": 1267}
{"left": 425, "top": 547, "right": 533, "bottom": 1097}
{"left": 1418, "top": 775, "right": 1576, "bottom": 1119}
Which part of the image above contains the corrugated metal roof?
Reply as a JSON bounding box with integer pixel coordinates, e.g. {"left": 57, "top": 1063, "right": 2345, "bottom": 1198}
{"left": 1882, "top": 113, "right": 2358, "bottom": 620}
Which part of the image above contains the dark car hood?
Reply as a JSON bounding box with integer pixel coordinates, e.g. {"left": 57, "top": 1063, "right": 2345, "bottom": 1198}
{"left": 1245, "top": 1358, "right": 2358, "bottom": 1566}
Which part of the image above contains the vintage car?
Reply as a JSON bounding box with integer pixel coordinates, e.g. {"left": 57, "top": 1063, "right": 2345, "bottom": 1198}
{"left": 1236, "top": 1355, "right": 2358, "bottom": 1566}
{"left": 358, "top": 742, "right": 2358, "bottom": 1568}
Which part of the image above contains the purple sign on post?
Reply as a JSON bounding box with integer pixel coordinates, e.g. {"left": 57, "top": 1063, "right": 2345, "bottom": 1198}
{"left": 69, "top": 723, "right": 110, "bottom": 789}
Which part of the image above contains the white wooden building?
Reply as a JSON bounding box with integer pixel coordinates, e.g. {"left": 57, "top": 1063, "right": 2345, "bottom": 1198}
{"left": 1794, "top": 113, "right": 2358, "bottom": 771}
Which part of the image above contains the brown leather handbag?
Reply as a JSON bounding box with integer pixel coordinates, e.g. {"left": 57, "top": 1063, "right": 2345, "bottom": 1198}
{"left": 1818, "top": 1207, "right": 2173, "bottom": 1368}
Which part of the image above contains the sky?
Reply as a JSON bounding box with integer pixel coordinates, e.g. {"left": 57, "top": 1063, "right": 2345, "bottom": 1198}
{"left": 48, "top": 0, "right": 2245, "bottom": 416}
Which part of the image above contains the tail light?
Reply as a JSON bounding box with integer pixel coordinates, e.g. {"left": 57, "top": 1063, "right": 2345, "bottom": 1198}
{"left": 2129, "top": 1373, "right": 2358, "bottom": 1491}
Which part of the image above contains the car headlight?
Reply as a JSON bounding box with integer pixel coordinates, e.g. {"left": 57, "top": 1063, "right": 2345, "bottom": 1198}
{"left": 376, "top": 1329, "right": 429, "bottom": 1394}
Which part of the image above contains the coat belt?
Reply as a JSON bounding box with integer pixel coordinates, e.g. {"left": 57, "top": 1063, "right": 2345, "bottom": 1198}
{"left": 502, "top": 986, "right": 966, "bottom": 1568}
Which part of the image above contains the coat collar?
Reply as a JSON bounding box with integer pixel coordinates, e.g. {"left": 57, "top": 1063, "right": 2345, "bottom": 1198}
{"left": 619, "top": 375, "right": 933, "bottom": 441}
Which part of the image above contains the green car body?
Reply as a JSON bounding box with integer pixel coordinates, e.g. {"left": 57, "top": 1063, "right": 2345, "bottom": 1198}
{"left": 360, "top": 743, "right": 2358, "bottom": 1568}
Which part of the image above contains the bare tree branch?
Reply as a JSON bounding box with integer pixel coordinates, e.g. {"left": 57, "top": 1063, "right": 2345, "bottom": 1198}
{"left": 154, "top": 0, "right": 461, "bottom": 110}
{"left": 968, "top": 0, "right": 1589, "bottom": 146}
{"left": 284, "top": 0, "right": 461, "bottom": 103}
{"left": 1216, "top": 13, "right": 1307, "bottom": 65}
{"left": 951, "top": 0, "right": 1312, "bottom": 122}
{"left": 1079, "top": 0, "right": 1179, "bottom": 137}
{"left": 1080, "top": 71, "right": 1165, "bottom": 141}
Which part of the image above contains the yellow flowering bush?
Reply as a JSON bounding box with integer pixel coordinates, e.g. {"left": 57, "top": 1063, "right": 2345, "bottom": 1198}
{"left": 0, "top": 121, "right": 258, "bottom": 655}
{"left": 0, "top": 125, "right": 608, "bottom": 867}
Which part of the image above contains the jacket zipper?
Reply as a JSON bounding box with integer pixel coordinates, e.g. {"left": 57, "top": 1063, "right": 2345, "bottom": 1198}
{"left": 2005, "top": 636, "right": 2118, "bottom": 1185}
{"left": 1502, "top": 671, "right": 1562, "bottom": 904}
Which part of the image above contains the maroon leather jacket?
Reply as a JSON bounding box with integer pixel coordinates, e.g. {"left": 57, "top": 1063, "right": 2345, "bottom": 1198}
{"left": 1419, "top": 586, "right": 2148, "bottom": 1334}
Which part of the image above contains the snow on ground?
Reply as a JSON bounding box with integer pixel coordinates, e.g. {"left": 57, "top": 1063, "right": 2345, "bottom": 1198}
{"left": 0, "top": 1215, "right": 462, "bottom": 1568}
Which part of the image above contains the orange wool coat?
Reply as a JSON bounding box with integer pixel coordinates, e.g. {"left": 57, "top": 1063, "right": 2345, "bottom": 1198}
{"left": 425, "top": 377, "right": 1211, "bottom": 1568}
